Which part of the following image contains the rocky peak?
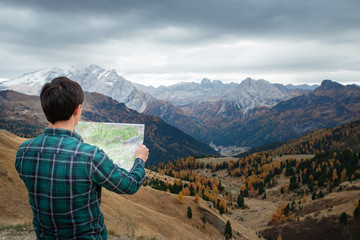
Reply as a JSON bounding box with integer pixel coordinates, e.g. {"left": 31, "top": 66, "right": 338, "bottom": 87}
{"left": 318, "top": 80, "right": 344, "bottom": 90}
{"left": 146, "top": 78, "right": 233, "bottom": 106}
{"left": 201, "top": 78, "right": 212, "bottom": 88}
{"left": 240, "top": 78, "right": 271, "bottom": 89}
{"left": 223, "top": 78, "right": 290, "bottom": 115}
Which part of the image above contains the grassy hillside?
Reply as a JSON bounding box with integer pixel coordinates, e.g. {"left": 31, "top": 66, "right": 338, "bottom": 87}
{"left": 147, "top": 122, "right": 360, "bottom": 239}
{"left": 149, "top": 154, "right": 360, "bottom": 239}
{"left": 0, "top": 130, "right": 251, "bottom": 239}
{"left": 272, "top": 121, "right": 360, "bottom": 155}
{"left": 0, "top": 130, "right": 33, "bottom": 227}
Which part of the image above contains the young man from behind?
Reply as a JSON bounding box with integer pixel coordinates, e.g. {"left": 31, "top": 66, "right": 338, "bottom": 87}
{"left": 15, "top": 77, "right": 149, "bottom": 240}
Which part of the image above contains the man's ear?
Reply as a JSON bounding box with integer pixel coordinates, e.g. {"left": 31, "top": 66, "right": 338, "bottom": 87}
{"left": 74, "top": 104, "right": 82, "bottom": 115}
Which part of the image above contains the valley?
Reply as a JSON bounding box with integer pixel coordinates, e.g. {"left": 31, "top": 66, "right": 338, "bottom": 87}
{"left": 2, "top": 123, "right": 360, "bottom": 239}
{"left": 143, "top": 122, "right": 360, "bottom": 239}
{"left": 1, "top": 66, "right": 360, "bottom": 239}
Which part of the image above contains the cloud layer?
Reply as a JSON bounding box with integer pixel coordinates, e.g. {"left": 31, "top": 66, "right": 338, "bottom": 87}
{"left": 1, "top": 0, "right": 359, "bottom": 86}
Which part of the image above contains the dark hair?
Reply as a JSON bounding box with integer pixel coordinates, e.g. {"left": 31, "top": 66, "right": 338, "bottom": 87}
{"left": 40, "top": 77, "right": 84, "bottom": 124}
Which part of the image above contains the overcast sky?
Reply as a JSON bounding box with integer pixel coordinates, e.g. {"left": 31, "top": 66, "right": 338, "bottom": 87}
{"left": 0, "top": 0, "right": 359, "bottom": 87}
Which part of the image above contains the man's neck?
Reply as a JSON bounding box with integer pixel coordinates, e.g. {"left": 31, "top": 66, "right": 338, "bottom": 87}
{"left": 48, "top": 105, "right": 81, "bottom": 131}
{"left": 48, "top": 118, "right": 77, "bottom": 131}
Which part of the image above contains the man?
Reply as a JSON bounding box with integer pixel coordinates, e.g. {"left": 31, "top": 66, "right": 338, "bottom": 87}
{"left": 15, "top": 77, "right": 149, "bottom": 240}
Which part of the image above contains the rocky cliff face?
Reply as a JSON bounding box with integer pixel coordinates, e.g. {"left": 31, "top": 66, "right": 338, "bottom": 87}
{"left": 222, "top": 78, "right": 290, "bottom": 115}
{"left": 139, "top": 77, "right": 293, "bottom": 113}
{"left": 140, "top": 77, "right": 291, "bottom": 118}
{"left": 141, "top": 78, "right": 236, "bottom": 106}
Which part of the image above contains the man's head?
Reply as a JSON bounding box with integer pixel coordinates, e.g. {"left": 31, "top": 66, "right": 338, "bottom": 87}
{"left": 40, "top": 77, "right": 84, "bottom": 124}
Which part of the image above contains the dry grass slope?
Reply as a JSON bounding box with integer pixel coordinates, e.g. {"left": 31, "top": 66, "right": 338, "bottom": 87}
{"left": 0, "top": 130, "right": 256, "bottom": 240}
{"left": 0, "top": 130, "right": 33, "bottom": 228}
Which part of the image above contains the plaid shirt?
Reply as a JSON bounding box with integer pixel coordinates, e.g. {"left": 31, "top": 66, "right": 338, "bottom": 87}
{"left": 15, "top": 127, "right": 146, "bottom": 240}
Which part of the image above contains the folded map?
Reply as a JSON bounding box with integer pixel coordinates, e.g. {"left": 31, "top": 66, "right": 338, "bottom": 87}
{"left": 75, "top": 122, "right": 145, "bottom": 171}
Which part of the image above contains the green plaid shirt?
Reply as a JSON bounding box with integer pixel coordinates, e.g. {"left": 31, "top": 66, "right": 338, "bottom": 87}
{"left": 15, "top": 127, "right": 146, "bottom": 240}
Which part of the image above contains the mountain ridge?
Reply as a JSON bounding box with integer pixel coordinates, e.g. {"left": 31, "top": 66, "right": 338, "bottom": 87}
{"left": 213, "top": 80, "right": 360, "bottom": 147}
{"left": 0, "top": 65, "right": 206, "bottom": 140}
{"left": 0, "top": 90, "right": 218, "bottom": 165}
{"left": 1, "top": 65, "right": 355, "bottom": 149}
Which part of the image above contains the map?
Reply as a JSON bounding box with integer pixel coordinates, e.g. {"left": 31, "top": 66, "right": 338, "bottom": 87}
{"left": 75, "top": 122, "right": 145, "bottom": 171}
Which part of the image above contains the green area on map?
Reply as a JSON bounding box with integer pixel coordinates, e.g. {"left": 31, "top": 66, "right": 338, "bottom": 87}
{"left": 75, "top": 122, "right": 145, "bottom": 171}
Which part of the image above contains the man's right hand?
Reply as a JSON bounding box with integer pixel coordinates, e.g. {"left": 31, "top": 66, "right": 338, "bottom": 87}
{"left": 134, "top": 144, "right": 149, "bottom": 162}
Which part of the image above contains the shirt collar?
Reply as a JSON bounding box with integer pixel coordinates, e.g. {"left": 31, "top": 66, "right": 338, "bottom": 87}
{"left": 44, "top": 127, "right": 83, "bottom": 142}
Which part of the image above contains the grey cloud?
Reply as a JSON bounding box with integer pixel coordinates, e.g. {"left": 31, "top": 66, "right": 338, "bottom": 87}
{"left": 0, "top": 0, "right": 359, "bottom": 84}
{"left": 2, "top": 0, "right": 360, "bottom": 46}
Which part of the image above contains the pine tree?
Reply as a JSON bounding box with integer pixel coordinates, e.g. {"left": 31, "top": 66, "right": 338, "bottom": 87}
{"left": 354, "top": 205, "right": 360, "bottom": 220}
{"left": 271, "top": 210, "right": 280, "bottom": 224}
{"left": 291, "top": 200, "right": 296, "bottom": 212}
{"left": 279, "top": 214, "right": 287, "bottom": 223}
{"left": 187, "top": 206, "right": 192, "bottom": 219}
{"left": 339, "top": 212, "right": 348, "bottom": 224}
{"left": 262, "top": 192, "right": 267, "bottom": 199}
{"left": 312, "top": 192, "right": 316, "bottom": 200}
{"left": 219, "top": 198, "right": 227, "bottom": 214}
{"left": 194, "top": 194, "right": 200, "bottom": 203}
{"left": 318, "top": 191, "right": 324, "bottom": 198}
{"left": 283, "top": 204, "right": 290, "bottom": 216}
{"left": 219, "top": 206, "right": 225, "bottom": 215}
{"left": 224, "top": 221, "right": 232, "bottom": 240}
{"left": 301, "top": 196, "right": 307, "bottom": 204}
{"left": 332, "top": 169, "right": 338, "bottom": 182}
{"left": 237, "top": 194, "right": 244, "bottom": 208}
{"left": 289, "top": 176, "right": 298, "bottom": 190}
{"left": 341, "top": 169, "right": 347, "bottom": 182}
{"left": 178, "top": 192, "right": 184, "bottom": 204}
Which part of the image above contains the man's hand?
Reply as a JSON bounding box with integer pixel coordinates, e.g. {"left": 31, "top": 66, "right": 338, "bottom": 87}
{"left": 135, "top": 144, "right": 149, "bottom": 162}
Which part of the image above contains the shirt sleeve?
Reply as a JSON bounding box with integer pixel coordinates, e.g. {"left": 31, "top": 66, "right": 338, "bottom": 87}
{"left": 91, "top": 148, "right": 146, "bottom": 194}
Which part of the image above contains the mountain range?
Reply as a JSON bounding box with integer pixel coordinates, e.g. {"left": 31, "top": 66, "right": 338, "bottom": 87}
{"left": 2, "top": 65, "right": 359, "bottom": 152}
{"left": 212, "top": 80, "right": 360, "bottom": 147}
{"left": 0, "top": 65, "right": 321, "bottom": 145}
{"left": 0, "top": 90, "right": 218, "bottom": 166}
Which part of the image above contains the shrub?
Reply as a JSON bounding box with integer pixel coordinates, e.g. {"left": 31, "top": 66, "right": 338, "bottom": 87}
{"left": 339, "top": 212, "right": 348, "bottom": 224}
{"left": 237, "top": 194, "right": 244, "bottom": 208}
{"left": 187, "top": 206, "right": 192, "bottom": 219}
{"left": 224, "top": 221, "right": 232, "bottom": 240}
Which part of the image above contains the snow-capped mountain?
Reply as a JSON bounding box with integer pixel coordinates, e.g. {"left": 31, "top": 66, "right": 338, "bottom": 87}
{"left": 0, "top": 65, "right": 154, "bottom": 112}
{"left": 0, "top": 65, "right": 205, "bottom": 140}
